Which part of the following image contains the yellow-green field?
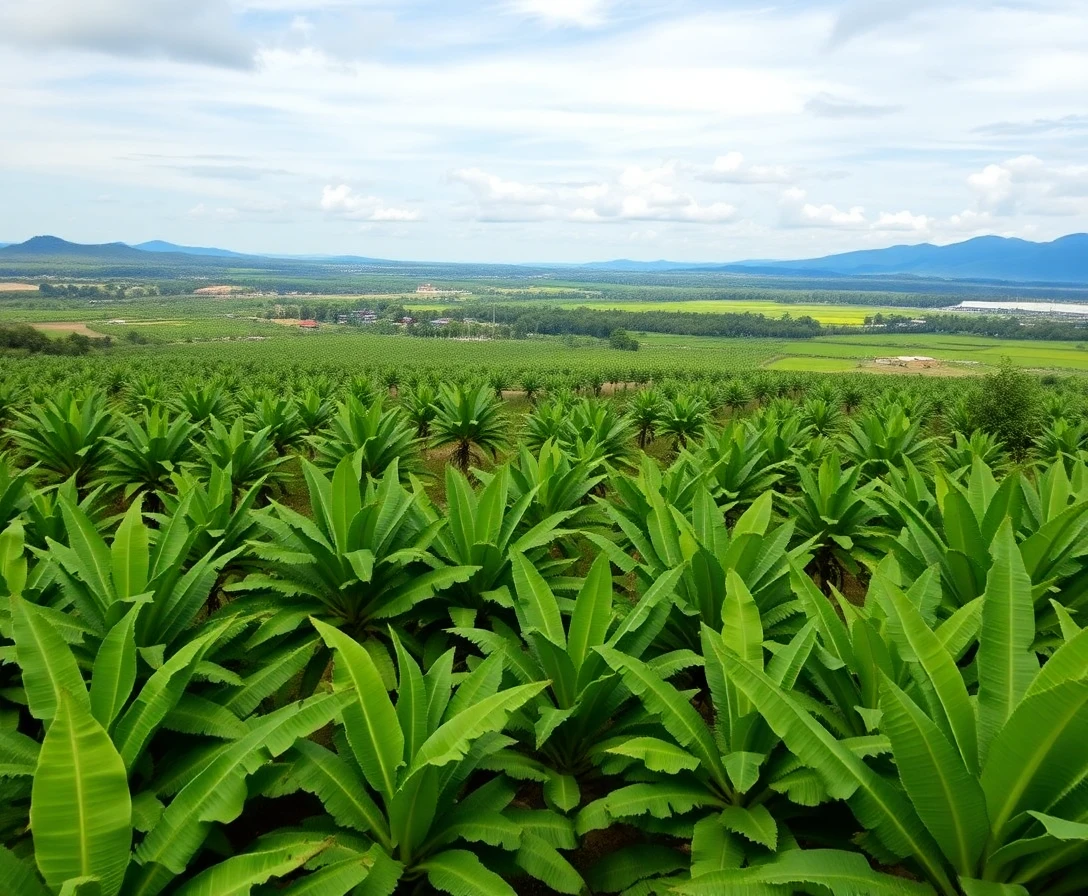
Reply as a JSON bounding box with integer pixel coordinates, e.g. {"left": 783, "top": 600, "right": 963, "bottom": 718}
{"left": 549, "top": 299, "right": 927, "bottom": 325}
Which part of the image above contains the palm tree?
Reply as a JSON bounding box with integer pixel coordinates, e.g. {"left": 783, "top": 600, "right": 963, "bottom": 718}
{"left": 658, "top": 393, "right": 709, "bottom": 451}
{"left": 431, "top": 383, "right": 508, "bottom": 473}
{"left": 629, "top": 389, "right": 663, "bottom": 449}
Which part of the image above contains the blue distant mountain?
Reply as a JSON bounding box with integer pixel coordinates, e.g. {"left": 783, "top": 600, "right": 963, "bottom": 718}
{"left": 581, "top": 234, "right": 1088, "bottom": 284}
{"left": 133, "top": 240, "right": 248, "bottom": 258}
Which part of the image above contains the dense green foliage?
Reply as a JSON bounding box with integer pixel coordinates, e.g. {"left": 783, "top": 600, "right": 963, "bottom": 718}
{"left": 2, "top": 351, "right": 1088, "bottom": 894}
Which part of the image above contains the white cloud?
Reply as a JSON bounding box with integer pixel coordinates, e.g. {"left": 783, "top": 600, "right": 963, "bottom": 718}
{"left": 874, "top": 210, "right": 931, "bottom": 233}
{"left": 780, "top": 189, "right": 867, "bottom": 229}
{"left": 968, "top": 155, "right": 1088, "bottom": 217}
{"left": 700, "top": 152, "right": 792, "bottom": 185}
{"left": 451, "top": 162, "right": 736, "bottom": 224}
{"left": 0, "top": 0, "right": 254, "bottom": 68}
{"left": 320, "top": 185, "right": 422, "bottom": 222}
{"left": 509, "top": 0, "right": 611, "bottom": 28}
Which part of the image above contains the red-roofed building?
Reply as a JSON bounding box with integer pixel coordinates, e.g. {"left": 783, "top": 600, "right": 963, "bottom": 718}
{"left": 298, "top": 319, "right": 320, "bottom": 329}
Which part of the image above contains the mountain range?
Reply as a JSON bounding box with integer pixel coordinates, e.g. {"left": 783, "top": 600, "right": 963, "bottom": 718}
{"left": 1, "top": 233, "right": 1087, "bottom": 285}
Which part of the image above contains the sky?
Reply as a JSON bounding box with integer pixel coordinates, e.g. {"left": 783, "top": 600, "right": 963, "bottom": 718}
{"left": 1, "top": 0, "right": 1087, "bottom": 263}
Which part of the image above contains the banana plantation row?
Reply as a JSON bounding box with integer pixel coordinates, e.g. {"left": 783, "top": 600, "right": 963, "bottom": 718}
{"left": 0, "top": 359, "right": 1087, "bottom": 895}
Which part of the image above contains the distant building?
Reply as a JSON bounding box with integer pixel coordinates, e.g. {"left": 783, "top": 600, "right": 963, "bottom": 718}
{"left": 299, "top": 319, "right": 320, "bottom": 330}
{"left": 416, "top": 283, "right": 439, "bottom": 294}
{"left": 430, "top": 318, "right": 452, "bottom": 326}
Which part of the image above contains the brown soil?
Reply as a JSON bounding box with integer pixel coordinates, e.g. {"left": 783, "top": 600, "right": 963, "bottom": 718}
{"left": 0, "top": 282, "right": 37, "bottom": 292}
{"left": 31, "top": 321, "right": 107, "bottom": 337}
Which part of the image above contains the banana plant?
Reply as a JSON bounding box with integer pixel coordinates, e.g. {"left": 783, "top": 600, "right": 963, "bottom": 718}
{"left": 431, "top": 382, "right": 509, "bottom": 474}
{"left": 0, "top": 455, "right": 30, "bottom": 531}
{"left": 628, "top": 388, "right": 664, "bottom": 449}
{"left": 310, "top": 395, "right": 422, "bottom": 482}
{"left": 294, "top": 386, "right": 335, "bottom": 436}
{"left": 156, "top": 463, "right": 264, "bottom": 583}
{"left": 230, "top": 453, "right": 476, "bottom": 643}
{"left": 658, "top": 393, "right": 710, "bottom": 452}
{"left": 427, "top": 464, "right": 576, "bottom": 611}
{"left": 35, "top": 494, "right": 240, "bottom": 658}
{"left": 477, "top": 440, "right": 606, "bottom": 531}
{"left": 941, "top": 430, "right": 1005, "bottom": 477}
{"left": 172, "top": 381, "right": 234, "bottom": 424}
{"left": 883, "top": 458, "right": 1088, "bottom": 636}
{"left": 451, "top": 554, "right": 683, "bottom": 809}
{"left": 689, "top": 422, "right": 783, "bottom": 515}
{"left": 790, "top": 450, "right": 886, "bottom": 594}
{"left": 8, "top": 390, "right": 116, "bottom": 489}
{"left": 285, "top": 620, "right": 583, "bottom": 895}
{"left": 577, "top": 573, "right": 826, "bottom": 893}
{"left": 102, "top": 407, "right": 198, "bottom": 501}
{"left": 843, "top": 404, "right": 936, "bottom": 478}
{"left": 247, "top": 394, "right": 308, "bottom": 453}
{"left": 198, "top": 416, "right": 289, "bottom": 495}
{"left": 721, "top": 525, "right": 1088, "bottom": 896}
{"left": 2, "top": 592, "right": 355, "bottom": 896}
{"left": 401, "top": 382, "right": 439, "bottom": 438}
{"left": 601, "top": 479, "right": 808, "bottom": 647}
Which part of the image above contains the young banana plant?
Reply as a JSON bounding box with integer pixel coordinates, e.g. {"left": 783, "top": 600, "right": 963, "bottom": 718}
{"left": 1, "top": 522, "right": 360, "bottom": 896}
{"left": 198, "top": 416, "right": 289, "bottom": 496}
{"left": 450, "top": 553, "right": 682, "bottom": 813}
{"left": 8, "top": 389, "right": 116, "bottom": 490}
{"left": 579, "top": 572, "right": 826, "bottom": 894}
{"left": 720, "top": 524, "right": 1088, "bottom": 896}
{"left": 600, "top": 484, "right": 808, "bottom": 648}
{"left": 309, "top": 395, "right": 423, "bottom": 482}
{"left": 284, "top": 621, "right": 584, "bottom": 895}
{"left": 790, "top": 450, "right": 886, "bottom": 595}
{"left": 230, "top": 453, "right": 477, "bottom": 650}
{"left": 427, "top": 464, "right": 577, "bottom": 613}
{"left": 102, "top": 407, "right": 199, "bottom": 502}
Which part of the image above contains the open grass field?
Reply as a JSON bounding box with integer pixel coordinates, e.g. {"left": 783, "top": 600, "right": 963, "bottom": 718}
{"left": 0, "top": 282, "right": 37, "bottom": 292}
{"left": 542, "top": 298, "right": 932, "bottom": 325}
{"left": 772, "top": 334, "right": 1088, "bottom": 371}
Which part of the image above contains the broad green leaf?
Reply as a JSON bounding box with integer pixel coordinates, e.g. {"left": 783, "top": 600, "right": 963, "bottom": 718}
{"left": 0, "top": 846, "right": 50, "bottom": 896}
{"left": 879, "top": 677, "right": 988, "bottom": 874}
{"left": 718, "top": 804, "right": 778, "bottom": 850}
{"left": 418, "top": 849, "right": 516, "bottom": 896}
{"left": 315, "top": 619, "right": 404, "bottom": 798}
{"left": 11, "top": 595, "right": 90, "bottom": 723}
{"left": 89, "top": 606, "right": 140, "bottom": 729}
{"left": 586, "top": 844, "right": 687, "bottom": 894}
{"left": 516, "top": 832, "right": 583, "bottom": 895}
{"left": 691, "top": 816, "right": 743, "bottom": 877}
{"left": 566, "top": 553, "right": 613, "bottom": 673}
{"left": 883, "top": 582, "right": 979, "bottom": 776}
{"left": 411, "top": 682, "right": 548, "bottom": 773}
{"left": 172, "top": 832, "right": 334, "bottom": 896}
{"left": 111, "top": 498, "right": 149, "bottom": 601}
{"left": 289, "top": 740, "right": 389, "bottom": 844}
{"left": 675, "top": 849, "right": 936, "bottom": 895}
{"left": 31, "top": 693, "right": 132, "bottom": 896}
{"left": 606, "top": 737, "right": 700, "bottom": 774}
{"left": 511, "top": 552, "right": 566, "bottom": 647}
{"left": 598, "top": 647, "right": 728, "bottom": 788}
{"left": 981, "top": 679, "right": 1088, "bottom": 840}
{"left": 277, "top": 852, "right": 378, "bottom": 896}
{"left": 977, "top": 520, "right": 1038, "bottom": 764}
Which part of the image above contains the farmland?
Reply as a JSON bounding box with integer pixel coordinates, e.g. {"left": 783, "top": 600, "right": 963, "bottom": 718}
{"left": 5, "top": 263, "right": 1088, "bottom": 893}
{"left": 532, "top": 298, "right": 927, "bottom": 325}
{"left": 3, "top": 309, "right": 1088, "bottom": 893}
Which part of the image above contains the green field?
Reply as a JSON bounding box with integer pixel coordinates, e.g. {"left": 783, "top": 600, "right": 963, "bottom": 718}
{"left": 544, "top": 299, "right": 929, "bottom": 325}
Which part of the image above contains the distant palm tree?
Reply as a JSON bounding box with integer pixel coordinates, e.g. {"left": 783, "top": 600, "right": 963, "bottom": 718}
{"left": 431, "top": 383, "right": 509, "bottom": 473}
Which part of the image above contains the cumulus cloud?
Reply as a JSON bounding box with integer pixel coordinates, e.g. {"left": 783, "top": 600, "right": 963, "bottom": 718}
{"left": 781, "top": 190, "right": 943, "bottom": 236}
{"left": 508, "top": 0, "right": 612, "bottom": 28}
{"left": 804, "top": 93, "right": 903, "bottom": 119}
{"left": 320, "top": 185, "right": 422, "bottom": 222}
{"left": 0, "top": 0, "right": 255, "bottom": 68}
{"left": 450, "top": 163, "right": 736, "bottom": 224}
{"left": 699, "top": 153, "right": 793, "bottom": 185}
{"left": 780, "top": 189, "right": 866, "bottom": 228}
{"left": 968, "top": 155, "right": 1088, "bottom": 216}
